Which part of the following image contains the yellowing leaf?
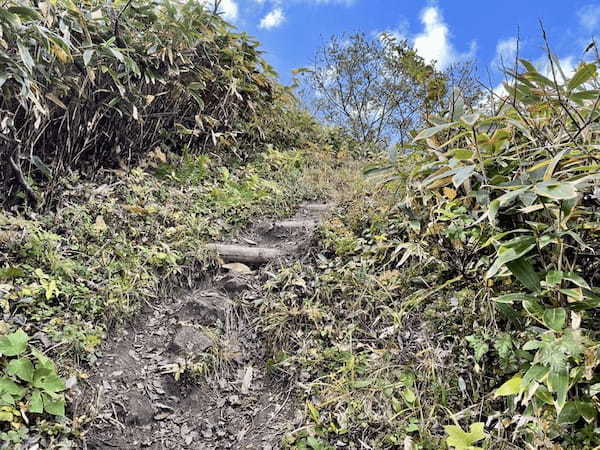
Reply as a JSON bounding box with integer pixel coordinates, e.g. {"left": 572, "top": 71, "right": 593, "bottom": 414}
{"left": 46, "top": 93, "right": 67, "bottom": 110}
{"left": 123, "top": 205, "right": 151, "bottom": 215}
{"left": 51, "top": 44, "right": 71, "bottom": 63}
{"left": 444, "top": 422, "right": 486, "bottom": 449}
{"left": 306, "top": 400, "right": 320, "bottom": 423}
{"left": 443, "top": 187, "right": 457, "bottom": 200}
{"left": 494, "top": 375, "right": 523, "bottom": 397}
{"left": 94, "top": 215, "right": 107, "bottom": 233}
{"left": 41, "top": 279, "right": 59, "bottom": 300}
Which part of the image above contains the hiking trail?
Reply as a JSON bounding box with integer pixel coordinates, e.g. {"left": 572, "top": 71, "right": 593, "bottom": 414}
{"left": 76, "top": 203, "right": 333, "bottom": 449}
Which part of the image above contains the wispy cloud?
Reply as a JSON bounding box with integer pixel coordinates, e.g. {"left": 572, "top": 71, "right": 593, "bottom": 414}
{"left": 535, "top": 55, "right": 577, "bottom": 79}
{"left": 254, "top": 0, "right": 356, "bottom": 29}
{"left": 259, "top": 7, "right": 286, "bottom": 29}
{"left": 492, "top": 37, "right": 518, "bottom": 69}
{"left": 412, "top": 6, "right": 476, "bottom": 69}
{"left": 577, "top": 4, "right": 600, "bottom": 31}
{"left": 199, "top": 0, "right": 239, "bottom": 21}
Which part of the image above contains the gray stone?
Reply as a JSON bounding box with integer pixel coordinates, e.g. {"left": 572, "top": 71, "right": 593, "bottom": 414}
{"left": 170, "top": 326, "right": 213, "bottom": 355}
{"left": 125, "top": 391, "right": 155, "bottom": 425}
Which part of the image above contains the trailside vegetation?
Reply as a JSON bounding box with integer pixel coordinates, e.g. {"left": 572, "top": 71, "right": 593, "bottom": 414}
{"left": 0, "top": 0, "right": 356, "bottom": 446}
{"left": 261, "top": 56, "right": 600, "bottom": 449}
{"left": 0, "top": 0, "right": 322, "bottom": 209}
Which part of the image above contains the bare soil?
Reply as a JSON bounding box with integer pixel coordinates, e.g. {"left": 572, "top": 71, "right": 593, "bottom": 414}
{"left": 75, "top": 203, "right": 332, "bottom": 449}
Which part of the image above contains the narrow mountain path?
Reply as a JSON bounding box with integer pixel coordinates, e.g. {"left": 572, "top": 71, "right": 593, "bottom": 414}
{"left": 76, "top": 203, "right": 333, "bottom": 449}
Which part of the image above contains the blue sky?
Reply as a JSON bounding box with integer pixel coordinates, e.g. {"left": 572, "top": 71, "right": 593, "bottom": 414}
{"left": 208, "top": 0, "right": 600, "bottom": 87}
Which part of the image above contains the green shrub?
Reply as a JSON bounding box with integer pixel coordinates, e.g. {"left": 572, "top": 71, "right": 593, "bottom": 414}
{"left": 0, "top": 0, "right": 314, "bottom": 208}
{"left": 409, "top": 57, "right": 600, "bottom": 445}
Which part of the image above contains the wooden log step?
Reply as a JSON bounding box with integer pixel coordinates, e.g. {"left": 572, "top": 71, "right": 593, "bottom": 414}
{"left": 273, "top": 220, "right": 317, "bottom": 230}
{"left": 301, "top": 203, "right": 333, "bottom": 213}
{"left": 206, "top": 244, "right": 286, "bottom": 264}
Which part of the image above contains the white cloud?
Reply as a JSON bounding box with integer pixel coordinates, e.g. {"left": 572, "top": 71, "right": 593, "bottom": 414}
{"left": 255, "top": 0, "right": 355, "bottom": 4}
{"left": 492, "top": 37, "right": 518, "bottom": 69}
{"left": 198, "top": 0, "right": 238, "bottom": 21}
{"left": 412, "top": 6, "right": 475, "bottom": 69}
{"left": 493, "top": 82, "right": 508, "bottom": 97}
{"left": 578, "top": 4, "right": 600, "bottom": 31}
{"left": 535, "top": 55, "right": 577, "bottom": 79}
{"left": 259, "top": 7, "right": 286, "bottom": 29}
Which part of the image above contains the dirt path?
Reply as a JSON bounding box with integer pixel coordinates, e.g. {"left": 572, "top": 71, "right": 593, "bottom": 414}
{"left": 75, "top": 203, "right": 332, "bottom": 449}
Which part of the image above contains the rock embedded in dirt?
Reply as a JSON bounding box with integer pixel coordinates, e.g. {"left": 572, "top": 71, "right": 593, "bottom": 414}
{"left": 170, "top": 326, "right": 213, "bottom": 355}
{"left": 222, "top": 262, "right": 253, "bottom": 273}
{"left": 177, "top": 291, "right": 230, "bottom": 325}
{"left": 125, "top": 391, "right": 156, "bottom": 425}
{"left": 220, "top": 273, "right": 251, "bottom": 294}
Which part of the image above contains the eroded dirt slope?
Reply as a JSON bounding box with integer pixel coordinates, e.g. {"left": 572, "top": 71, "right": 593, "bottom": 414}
{"left": 76, "top": 203, "right": 332, "bottom": 449}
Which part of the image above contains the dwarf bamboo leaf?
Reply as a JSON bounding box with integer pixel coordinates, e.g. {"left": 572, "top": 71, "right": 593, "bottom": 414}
{"left": 534, "top": 181, "right": 577, "bottom": 200}
{"left": 543, "top": 308, "right": 567, "bottom": 331}
{"left": 568, "top": 63, "right": 596, "bottom": 91}
{"left": 413, "top": 122, "right": 455, "bottom": 141}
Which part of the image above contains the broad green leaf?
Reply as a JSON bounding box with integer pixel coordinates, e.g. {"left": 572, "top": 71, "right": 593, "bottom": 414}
{"left": 452, "top": 165, "right": 475, "bottom": 188}
{"left": 567, "top": 63, "right": 597, "bottom": 91}
{"left": 7, "top": 6, "right": 41, "bottom": 21}
{"left": 571, "top": 89, "right": 600, "bottom": 102}
{"left": 590, "top": 384, "right": 600, "bottom": 396}
{"left": 524, "top": 365, "right": 550, "bottom": 383}
{"left": 485, "top": 236, "right": 536, "bottom": 279}
{"left": 0, "top": 72, "right": 8, "bottom": 89}
{"left": 17, "top": 42, "right": 34, "bottom": 72}
{"left": 493, "top": 292, "right": 536, "bottom": 304}
{"left": 545, "top": 270, "right": 564, "bottom": 287}
{"left": 523, "top": 298, "right": 545, "bottom": 318}
{"left": 523, "top": 70, "right": 554, "bottom": 87}
{"left": 460, "top": 113, "right": 480, "bottom": 127}
{"left": 452, "top": 149, "right": 473, "bottom": 160}
{"left": 444, "top": 422, "right": 486, "bottom": 450}
{"left": 563, "top": 272, "right": 590, "bottom": 289}
{"left": 548, "top": 368, "right": 569, "bottom": 412}
{"left": 42, "top": 393, "right": 65, "bottom": 416}
{"left": 31, "top": 348, "right": 56, "bottom": 371}
{"left": 534, "top": 385, "right": 555, "bottom": 405}
{"left": 29, "top": 390, "right": 43, "bottom": 414}
{"left": 306, "top": 400, "right": 320, "bottom": 422}
{"left": 6, "top": 358, "right": 34, "bottom": 383}
{"left": 534, "top": 181, "right": 577, "bottom": 200}
{"left": 83, "top": 49, "right": 94, "bottom": 66}
{"left": 33, "top": 368, "right": 65, "bottom": 393}
{"left": 506, "top": 257, "right": 540, "bottom": 292}
{"left": 413, "top": 122, "right": 455, "bottom": 141}
{"left": 0, "top": 329, "right": 29, "bottom": 356}
{"left": 0, "top": 379, "right": 27, "bottom": 400}
{"left": 543, "top": 308, "right": 566, "bottom": 331}
{"left": 557, "top": 401, "right": 597, "bottom": 425}
{"left": 519, "top": 59, "right": 537, "bottom": 73}
{"left": 494, "top": 376, "right": 523, "bottom": 397}
{"left": 543, "top": 149, "right": 568, "bottom": 182}
{"left": 522, "top": 340, "right": 541, "bottom": 351}
{"left": 402, "top": 388, "right": 417, "bottom": 404}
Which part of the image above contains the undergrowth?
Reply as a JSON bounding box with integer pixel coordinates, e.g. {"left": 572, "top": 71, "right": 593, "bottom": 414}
{"left": 0, "top": 143, "right": 349, "bottom": 446}
{"left": 261, "top": 56, "right": 600, "bottom": 450}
